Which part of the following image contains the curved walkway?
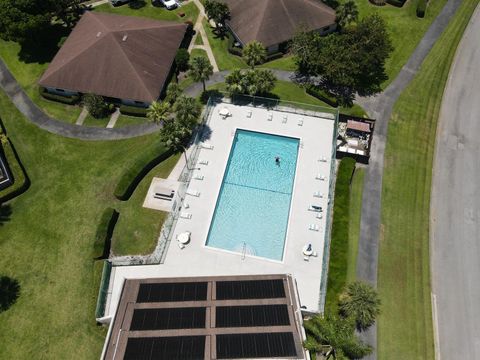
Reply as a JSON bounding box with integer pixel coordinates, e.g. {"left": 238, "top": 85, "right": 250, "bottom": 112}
{"left": 431, "top": 6, "right": 480, "bottom": 360}
{"left": 354, "top": 0, "right": 464, "bottom": 357}
{"left": 0, "top": 59, "right": 160, "bottom": 141}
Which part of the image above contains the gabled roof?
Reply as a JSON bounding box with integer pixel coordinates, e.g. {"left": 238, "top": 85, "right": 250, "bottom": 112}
{"left": 39, "top": 12, "right": 187, "bottom": 103}
{"left": 223, "top": 0, "right": 336, "bottom": 48}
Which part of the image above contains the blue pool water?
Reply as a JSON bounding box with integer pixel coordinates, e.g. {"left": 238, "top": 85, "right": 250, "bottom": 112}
{"left": 205, "top": 129, "right": 299, "bottom": 261}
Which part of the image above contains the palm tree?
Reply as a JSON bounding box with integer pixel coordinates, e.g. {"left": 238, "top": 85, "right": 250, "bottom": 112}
{"left": 339, "top": 281, "right": 381, "bottom": 331}
{"left": 242, "top": 41, "right": 267, "bottom": 69}
{"left": 174, "top": 96, "right": 201, "bottom": 128}
{"left": 188, "top": 56, "right": 214, "bottom": 92}
{"left": 147, "top": 101, "right": 170, "bottom": 124}
{"left": 225, "top": 69, "right": 244, "bottom": 96}
{"left": 255, "top": 69, "right": 276, "bottom": 95}
{"left": 336, "top": 0, "right": 359, "bottom": 29}
{"left": 165, "top": 82, "right": 181, "bottom": 105}
{"left": 304, "top": 313, "right": 372, "bottom": 359}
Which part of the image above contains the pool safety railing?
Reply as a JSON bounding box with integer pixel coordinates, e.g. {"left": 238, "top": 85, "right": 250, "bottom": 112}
{"left": 95, "top": 260, "right": 112, "bottom": 320}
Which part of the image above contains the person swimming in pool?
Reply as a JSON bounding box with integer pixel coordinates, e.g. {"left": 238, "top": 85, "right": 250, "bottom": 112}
{"left": 275, "top": 156, "right": 280, "bottom": 165}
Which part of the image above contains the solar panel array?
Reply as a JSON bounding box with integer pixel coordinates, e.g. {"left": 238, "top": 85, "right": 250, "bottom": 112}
{"left": 215, "top": 279, "right": 286, "bottom": 300}
{"left": 131, "top": 308, "right": 206, "bottom": 331}
{"left": 216, "top": 305, "right": 290, "bottom": 328}
{"left": 137, "top": 282, "right": 208, "bottom": 303}
{"left": 124, "top": 336, "right": 206, "bottom": 360}
{"left": 216, "top": 332, "right": 297, "bottom": 359}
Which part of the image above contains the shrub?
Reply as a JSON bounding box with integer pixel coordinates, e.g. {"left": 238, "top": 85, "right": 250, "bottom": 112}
{"left": 0, "top": 137, "right": 28, "bottom": 203}
{"left": 83, "top": 94, "right": 108, "bottom": 118}
{"left": 114, "top": 148, "right": 174, "bottom": 200}
{"left": 417, "top": 0, "right": 427, "bottom": 18}
{"left": 93, "top": 208, "right": 119, "bottom": 259}
{"left": 227, "top": 32, "right": 243, "bottom": 56}
{"left": 175, "top": 49, "right": 190, "bottom": 72}
{"left": 386, "top": 0, "right": 406, "bottom": 7}
{"left": 369, "top": 0, "right": 386, "bottom": 5}
{"left": 306, "top": 85, "right": 339, "bottom": 107}
{"left": 339, "top": 281, "right": 381, "bottom": 330}
{"left": 39, "top": 87, "right": 80, "bottom": 105}
{"left": 119, "top": 104, "right": 147, "bottom": 117}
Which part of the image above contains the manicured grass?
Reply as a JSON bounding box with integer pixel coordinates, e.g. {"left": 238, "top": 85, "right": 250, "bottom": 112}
{"left": 377, "top": 1, "right": 479, "bottom": 358}
{"left": 115, "top": 114, "right": 148, "bottom": 127}
{"left": 0, "top": 89, "right": 174, "bottom": 358}
{"left": 191, "top": 48, "right": 209, "bottom": 61}
{"left": 259, "top": 55, "right": 297, "bottom": 72}
{"left": 339, "top": 0, "right": 448, "bottom": 87}
{"left": 346, "top": 167, "right": 365, "bottom": 283}
{"left": 82, "top": 114, "right": 110, "bottom": 128}
{"left": 324, "top": 158, "right": 356, "bottom": 313}
{"left": 95, "top": 1, "right": 199, "bottom": 23}
{"left": 194, "top": 33, "right": 204, "bottom": 45}
{"left": 202, "top": 20, "right": 248, "bottom": 70}
{"left": 112, "top": 153, "right": 180, "bottom": 256}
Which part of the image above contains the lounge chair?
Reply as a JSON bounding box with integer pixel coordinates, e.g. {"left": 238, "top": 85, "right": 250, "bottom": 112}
{"left": 316, "top": 213, "right": 323, "bottom": 219}
{"left": 282, "top": 115, "right": 288, "bottom": 123}
{"left": 201, "top": 143, "right": 214, "bottom": 150}
{"left": 178, "top": 242, "right": 185, "bottom": 249}
{"left": 267, "top": 113, "right": 273, "bottom": 121}
{"left": 316, "top": 174, "right": 326, "bottom": 181}
{"left": 312, "top": 252, "right": 318, "bottom": 257}
{"left": 194, "top": 174, "right": 204, "bottom": 180}
{"left": 314, "top": 191, "right": 324, "bottom": 198}
{"left": 303, "top": 256, "right": 309, "bottom": 261}
{"left": 180, "top": 212, "right": 192, "bottom": 219}
{"left": 308, "top": 205, "right": 322, "bottom": 212}
{"left": 186, "top": 189, "right": 200, "bottom": 197}
{"left": 309, "top": 224, "right": 319, "bottom": 231}
{"left": 247, "top": 110, "right": 252, "bottom": 118}
{"left": 198, "top": 160, "right": 209, "bottom": 165}
{"left": 319, "top": 156, "right": 328, "bottom": 162}
{"left": 298, "top": 119, "right": 304, "bottom": 126}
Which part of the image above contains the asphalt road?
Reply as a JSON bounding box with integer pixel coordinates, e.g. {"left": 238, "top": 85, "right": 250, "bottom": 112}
{"left": 431, "top": 5, "right": 480, "bottom": 359}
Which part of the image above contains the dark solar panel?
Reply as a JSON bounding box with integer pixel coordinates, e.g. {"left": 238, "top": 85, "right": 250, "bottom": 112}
{"left": 216, "top": 305, "right": 290, "bottom": 328}
{"left": 216, "top": 279, "right": 286, "bottom": 300}
{"left": 137, "top": 282, "right": 208, "bottom": 302}
{"left": 216, "top": 332, "right": 297, "bottom": 359}
{"left": 124, "top": 336, "right": 206, "bottom": 360}
{"left": 130, "top": 307, "right": 206, "bottom": 331}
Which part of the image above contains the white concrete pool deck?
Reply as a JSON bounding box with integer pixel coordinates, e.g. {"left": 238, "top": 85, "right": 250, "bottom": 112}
{"left": 105, "top": 103, "right": 336, "bottom": 317}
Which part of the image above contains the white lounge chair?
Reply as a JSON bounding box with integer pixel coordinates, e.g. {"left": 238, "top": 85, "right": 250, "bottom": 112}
{"left": 186, "top": 189, "right": 200, "bottom": 197}
{"left": 312, "top": 252, "right": 318, "bottom": 257}
{"left": 319, "top": 156, "right": 328, "bottom": 162}
{"left": 298, "top": 119, "right": 304, "bottom": 126}
{"left": 316, "top": 174, "right": 326, "bottom": 181}
{"left": 303, "top": 256, "right": 309, "bottom": 262}
{"left": 201, "top": 143, "right": 214, "bottom": 150}
{"left": 247, "top": 110, "right": 252, "bottom": 118}
{"left": 198, "top": 160, "right": 209, "bottom": 165}
{"left": 308, "top": 205, "right": 322, "bottom": 212}
{"left": 194, "top": 174, "right": 204, "bottom": 180}
{"left": 267, "top": 113, "right": 273, "bottom": 121}
{"left": 316, "top": 213, "right": 323, "bottom": 219}
{"left": 282, "top": 115, "right": 288, "bottom": 123}
{"left": 314, "top": 191, "right": 324, "bottom": 198}
{"left": 178, "top": 242, "right": 185, "bottom": 249}
{"left": 309, "top": 224, "right": 319, "bottom": 231}
{"left": 180, "top": 212, "right": 192, "bottom": 219}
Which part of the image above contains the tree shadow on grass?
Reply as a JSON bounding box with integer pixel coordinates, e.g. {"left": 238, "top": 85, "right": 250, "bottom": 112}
{"left": 0, "top": 203, "right": 12, "bottom": 226}
{"left": 0, "top": 276, "right": 20, "bottom": 313}
{"left": 18, "top": 24, "right": 71, "bottom": 65}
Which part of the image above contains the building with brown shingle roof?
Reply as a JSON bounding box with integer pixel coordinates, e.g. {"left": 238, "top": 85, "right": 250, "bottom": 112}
{"left": 223, "top": 0, "right": 336, "bottom": 53}
{"left": 39, "top": 11, "right": 188, "bottom": 106}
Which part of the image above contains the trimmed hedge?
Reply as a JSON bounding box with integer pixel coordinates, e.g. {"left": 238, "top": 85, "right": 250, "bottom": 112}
{"left": 39, "top": 87, "right": 80, "bottom": 105}
{"left": 0, "top": 137, "right": 29, "bottom": 203}
{"left": 305, "top": 85, "right": 339, "bottom": 107}
{"left": 93, "top": 208, "right": 119, "bottom": 259}
{"left": 386, "top": 0, "right": 406, "bottom": 7}
{"left": 119, "top": 104, "right": 148, "bottom": 117}
{"left": 114, "top": 148, "right": 174, "bottom": 201}
{"left": 417, "top": 0, "right": 427, "bottom": 18}
{"left": 325, "top": 157, "right": 356, "bottom": 312}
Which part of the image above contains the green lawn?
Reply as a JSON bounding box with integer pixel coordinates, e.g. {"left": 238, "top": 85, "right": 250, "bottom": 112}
{"left": 191, "top": 48, "right": 209, "bottom": 61}
{"left": 115, "top": 114, "right": 148, "bottom": 127}
{"left": 194, "top": 33, "right": 204, "bottom": 45}
{"left": 377, "top": 1, "right": 479, "bottom": 359}
{"left": 95, "top": 1, "right": 199, "bottom": 23}
{"left": 346, "top": 167, "right": 365, "bottom": 283}
{"left": 259, "top": 55, "right": 297, "bottom": 71}
{"left": 341, "top": 0, "right": 449, "bottom": 87}
{"left": 82, "top": 114, "right": 110, "bottom": 128}
{"left": 0, "top": 89, "right": 174, "bottom": 358}
{"left": 112, "top": 153, "right": 180, "bottom": 256}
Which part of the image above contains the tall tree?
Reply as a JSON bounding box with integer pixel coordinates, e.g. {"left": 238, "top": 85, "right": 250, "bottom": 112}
{"left": 225, "top": 69, "right": 276, "bottom": 97}
{"left": 147, "top": 101, "right": 170, "bottom": 124}
{"left": 336, "top": 0, "right": 359, "bottom": 29}
{"left": 204, "top": 0, "right": 230, "bottom": 30}
{"left": 242, "top": 41, "right": 267, "bottom": 69}
{"left": 304, "top": 313, "right": 372, "bottom": 359}
{"left": 339, "top": 281, "right": 381, "bottom": 331}
{"left": 188, "top": 56, "right": 214, "bottom": 92}
{"left": 165, "top": 82, "right": 181, "bottom": 105}
{"left": 174, "top": 96, "right": 201, "bottom": 129}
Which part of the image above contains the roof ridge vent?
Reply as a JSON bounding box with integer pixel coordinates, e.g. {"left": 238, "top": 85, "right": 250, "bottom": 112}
{"left": 122, "top": 34, "right": 128, "bottom": 42}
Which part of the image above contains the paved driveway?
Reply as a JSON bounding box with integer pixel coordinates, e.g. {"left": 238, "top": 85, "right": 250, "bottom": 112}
{"left": 431, "top": 5, "right": 480, "bottom": 359}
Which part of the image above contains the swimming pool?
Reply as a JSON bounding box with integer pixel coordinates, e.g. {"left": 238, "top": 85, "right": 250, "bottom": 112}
{"left": 205, "top": 129, "right": 299, "bottom": 261}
